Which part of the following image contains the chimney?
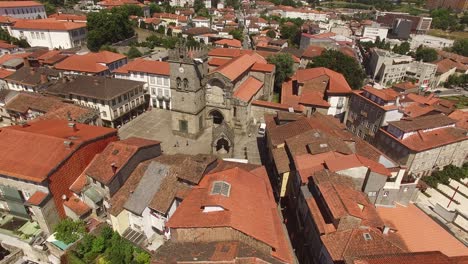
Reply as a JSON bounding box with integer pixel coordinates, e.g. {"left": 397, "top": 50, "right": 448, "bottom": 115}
{"left": 64, "top": 140, "right": 73, "bottom": 148}
{"left": 111, "top": 163, "right": 117, "bottom": 174}
{"left": 383, "top": 225, "right": 391, "bottom": 235}
{"left": 68, "top": 122, "right": 77, "bottom": 132}
{"left": 40, "top": 73, "right": 48, "bottom": 84}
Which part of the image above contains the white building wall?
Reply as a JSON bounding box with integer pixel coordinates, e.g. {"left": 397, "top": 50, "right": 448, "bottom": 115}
{"left": 327, "top": 96, "right": 348, "bottom": 116}
{"left": 115, "top": 72, "right": 170, "bottom": 109}
{"left": 382, "top": 109, "right": 403, "bottom": 126}
{"left": 362, "top": 26, "right": 388, "bottom": 42}
{"left": 0, "top": 6, "right": 47, "bottom": 19}
{"left": 10, "top": 28, "right": 86, "bottom": 49}
{"left": 410, "top": 34, "right": 454, "bottom": 50}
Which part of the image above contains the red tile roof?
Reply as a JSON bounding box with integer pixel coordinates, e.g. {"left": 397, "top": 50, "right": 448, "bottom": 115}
{"left": 449, "top": 110, "right": 468, "bottom": 130}
{"left": 0, "top": 1, "right": 43, "bottom": 7}
{"left": 214, "top": 38, "right": 242, "bottom": 48}
{"left": 0, "top": 53, "right": 30, "bottom": 65}
{"left": 83, "top": 137, "right": 161, "bottom": 184}
{"left": 55, "top": 51, "right": 126, "bottom": 73}
{"left": 64, "top": 196, "right": 91, "bottom": 216}
{"left": 0, "top": 120, "right": 117, "bottom": 182}
{"left": 167, "top": 167, "right": 294, "bottom": 263}
{"left": 233, "top": 76, "right": 263, "bottom": 102}
{"left": 49, "top": 13, "right": 87, "bottom": 22}
{"left": 208, "top": 48, "right": 254, "bottom": 58}
{"left": 392, "top": 81, "right": 417, "bottom": 91}
{"left": 302, "top": 45, "right": 325, "bottom": 58}
{"left": 113, "top": 58, "right": 169, "bottom": 76}
{"left": 26, "top": 191, "right": 49, "bottom": 206}
{"left": 0, "top": 40, "right": 17, "bottom": 50}
{"left": 403, "top": 102, "right": 437, "bottom": 118}
{"left": 299, "top": 91, "right": 330, "bottom": 107}
{"left": 294, "top": 67, "right": 352, "bottom": 94}
{"left": 435, "top": 58, "right": 467, "bottom": 73}
{"left": 377, "top": 204, "right": 468, "bottom": 257}
{"left": 363, "top": 86, "right": 399, "bottom": 101}
{"left": 0, "top": 68, "right": 14, "bottom": 79}
{"left": 325, "top": 154, "right": 391, "bottom": 176}
{"left": 352, "top": 251, "right": 468, "bottom": 264}
{"left": 208, "top": 57, "right": 231, "bottom": 67}
{"left": 322, "top": 228, "right": 406, "bottom": 262}
{"left": 252, "top": 100, "right": 304, "bottom": 112}
{"left": 251, "top": 62, "right": 275, "bottom": 72}
{"left": 12, "top": 18, "right": 86, "bottom": 31}
{"left": 214, "top": 54, "right": 266, "bottom": 81}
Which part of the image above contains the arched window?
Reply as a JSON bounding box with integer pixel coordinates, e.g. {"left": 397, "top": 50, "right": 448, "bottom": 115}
{"left": 176, "top": 77, "right": 181, "bottom": 89}
{"left": 183, "top": 78, "right": 189, "bottom": 89}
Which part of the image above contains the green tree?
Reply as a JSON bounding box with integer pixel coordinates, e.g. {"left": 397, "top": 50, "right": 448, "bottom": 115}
{"left": 149, "top": 3, "right": 162, "bottom": 15}
{"left": 266, "top": 29, "right": 276, "bottom": 38}
{"left": 86, "top": 6, "right": 135, "bottom": 51}
{"left": 127, "top": 46, "right": 142, "bottom": 59}
{"left": 75, "top": 234, "right": 95, "bottom": 258}
{"left": 307, "top": 49, "right": 366, "bottom": 90}
{"left": 225, "top": 0, "right": 240, "bottom": 9}
{"left": 54, "top": 219, "right": 86, "bottom": 245}
{"left": 119, "top": 4, "right": 143, "bottom": 17}
{"left": 193, "top": 0, "right": 205, "bottom": 13}
{"left": 279, "top": 23, "right": 298, "bottom": 42}
{"left": 134, "top": 251, "right": 151, "bottom": 264}
{"left": 430, "top": 8, "right": 460, "bottom": 30}
{"left": 392, "top": 41, "right": 410, "bottom": 55}
{"left": 451, "top": 39, "right": 468, "bottom": 57}
{"left": 229, "top": 29, "right": 243, "bottom": 41}
{"left": 266, "top": 53, "right": 295, "bottom": 90}
{"left": 157, "top": 25, "right": 165, "bottom": 34}
{"left": 415, "top": 46, "right": 438, "bottom": 62}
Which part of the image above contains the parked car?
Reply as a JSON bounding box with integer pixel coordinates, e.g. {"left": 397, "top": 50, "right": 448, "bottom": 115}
{"left": 258, "top": 123, "right": 266, "bottom": 136}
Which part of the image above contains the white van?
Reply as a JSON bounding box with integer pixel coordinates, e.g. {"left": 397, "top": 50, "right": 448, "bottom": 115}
{"left": 258, "top": 123, "right": 266, "bottom": 136}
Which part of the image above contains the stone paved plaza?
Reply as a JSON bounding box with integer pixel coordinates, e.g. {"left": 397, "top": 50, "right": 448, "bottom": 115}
{"left": 118, "top": 109, "right": 262, "bottom": 164}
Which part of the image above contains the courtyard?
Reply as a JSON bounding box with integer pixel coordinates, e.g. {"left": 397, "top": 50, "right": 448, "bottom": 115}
{"left": 118, "top": 109, "right": 262, "bottom": 164}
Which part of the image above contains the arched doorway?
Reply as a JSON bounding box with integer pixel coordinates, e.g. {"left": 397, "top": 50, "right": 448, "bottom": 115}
{"left": 215, "top": 137, "right": 230, "bottom": 154}
{"left": 209, "top": 110, "right": 224, "bottom": 125}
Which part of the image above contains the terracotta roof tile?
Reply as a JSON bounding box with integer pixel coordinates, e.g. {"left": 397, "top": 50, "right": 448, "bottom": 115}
{"left": 449, "top": 110, "right": 468, "bottom": 130}
{"left": 214, "top": 54, "right": 266, "bottom": 81}
{"left": 233, "top": 76, "right": 263, "bottom": 102}
{"left": 0, "top": 68, "right": 14, "bottom": 79}
{"left": 389, "top": 114, "right": 456, "bottom": 132}
{"left": 0, "top": 52, "right": 31, "bottom": 65}
{"left": 382, "top": 126, "right": 467, "bottom": 151}
{"left": 12, "top": 19, "right": 86, "bottom": 31}
{"left": 363, "top": 86, "right": 399, "bottom": 101}
{"left": 322, "top": 228, "right": 406, "bottom": 262}
{"left": 0, "top": 1, "right": 43, "bottom": 7}
{"left": 83, "top": 137, "right": 161, "bottom": 184}
{"left": 302, "top": 45, "right": 325, "bottom": 58}
{"left": 208, "top": 57, "right": 231, "bottom": 67}
{"left": 377, "top": 204, "right": 468, "bottom": 257}
{"left": 55, "top": 51, "right": 126, "bottom": 73}
{"left": 214, "top": 39, "right": 242, "bottom": 48}
{"left": 352, "top": 251, "right": 467, "bottom": 264}
{"left": 293, "top": 67, "right": 352, "bottom": 94}
{"left": 113, "top": 58, "right": 169, "bottom": 76}
{"left": 167, "top": 167, "right": 294, "bottom": 263}
{"left": 325, "top": 154, "right": 391, "bottom": 176}
{"left": 392, "top": 81, "right": 417, "bottom": 91}
{"left": 0, "top": 40, "right": 17, "bottom": 50}
{"left": 251, "top": 62, "right": 275, "bottom": 72}
{"left": 63, "top": 196, "right": 91, "bottom": 216}
{"left": 49, "top": 13, "right": 87, "bottom": 22}
{"left": 0, "top": 120, "right": 116, "bottom": 182}
{"left": 26, "top": 191, "right": 49, "bottom": 206}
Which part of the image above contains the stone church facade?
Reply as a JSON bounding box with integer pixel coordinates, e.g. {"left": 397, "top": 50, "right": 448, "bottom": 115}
{"left": 168, "top": 46, "right": 276, "bottom": 156}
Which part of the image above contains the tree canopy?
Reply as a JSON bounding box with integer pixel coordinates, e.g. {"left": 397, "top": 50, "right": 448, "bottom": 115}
{"left": 266, "top": 53, "right": 295, "bottom": 91}
{"left": 307, "top": 49, "right": 366, "bottom": 90}
{"left": 0, "top": 28, "right": 30, "bottom": 48}
{"left": 430, "top": 8, "right": 464, "bottom": 31}
{"left": 266, "top": 29, "right": 276, "bottom": 38}
{"left": 54, "top": 219, "right": 86, "bottom": 245}
{"left": 126, "top": 46, "right": 142, "bottom": 59}
{"left": 451, "top": 39, "right": 468, "bottom": 57}
{"left": 392, "top": 41, "right": 410, "bottom": 55}
{"left": 87, "top": 6, "right": 135, "bottom": 52}
{"left": 415, "top": 46, "right": 438, "bottom": 62}
{"left": 279, "top": 23, "right": 300, "bottom": 47}
{"left": 229, "top": 29, "right": 243, "bottom": 41}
